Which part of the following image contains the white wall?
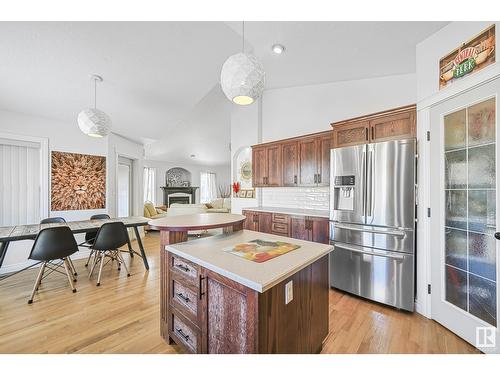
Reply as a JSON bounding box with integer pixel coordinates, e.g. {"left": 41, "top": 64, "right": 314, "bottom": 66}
{"left": 0, "top": 109, "right": 144, "bottom": 273}
{"left": 416, "top": 22, "right": 498, "bottom": 102}
{"left": 143, "top": 160, "right": 230, "bottom": 206}
{"left": 262, "top": 73, "right": 417, "bottom": 143}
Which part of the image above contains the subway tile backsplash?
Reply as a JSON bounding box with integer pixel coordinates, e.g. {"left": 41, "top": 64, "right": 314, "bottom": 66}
{"left": 261, "top": 187, "right": 330, "bottom": 211}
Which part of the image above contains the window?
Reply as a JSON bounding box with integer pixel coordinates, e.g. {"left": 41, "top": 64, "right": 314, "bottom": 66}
{"left": 0, "top": 137, "right": 42, "bottom": 226}
{"left": 143, "top": 166, "right": 156, "bottom": 204}
{"left": 200, "top": 172, "right": 217, "bottom": 203}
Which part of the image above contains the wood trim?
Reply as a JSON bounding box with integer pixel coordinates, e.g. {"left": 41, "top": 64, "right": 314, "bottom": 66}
{"left": 330, "top": 104, "right": 416, "bottom": 128}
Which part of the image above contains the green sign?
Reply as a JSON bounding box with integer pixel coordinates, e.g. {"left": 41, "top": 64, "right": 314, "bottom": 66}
{"left": 453, "top": 58, "right": 476, "bottom": 79}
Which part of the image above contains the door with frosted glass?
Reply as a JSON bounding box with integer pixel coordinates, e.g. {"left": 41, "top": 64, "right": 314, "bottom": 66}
{"left": 430, "top": 78, "right": 499, "bottom": 353}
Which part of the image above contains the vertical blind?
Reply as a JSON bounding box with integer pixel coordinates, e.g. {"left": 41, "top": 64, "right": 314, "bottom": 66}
{"left": 200, "top": 172, "right": 217, "bottom": 203}
{"left": 143, "top": 167, "right": 156, "bottom": 204}
{"left": 0, "top": 138, "right": 41, "bottom": 226}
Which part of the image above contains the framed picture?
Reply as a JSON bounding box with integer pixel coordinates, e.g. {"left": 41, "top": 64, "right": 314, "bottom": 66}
{"left": 246, "top": 190, "right": 254, "bottom": 198}
{"left": 240, "top": 190, "right": 248, "bottom": 198}
{"left": 439, "top": 25, "right": 495, "bottom": 89}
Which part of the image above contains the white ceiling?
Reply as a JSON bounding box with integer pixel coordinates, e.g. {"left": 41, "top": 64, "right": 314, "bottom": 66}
{"left": 0, "top": 21, "right": 447, "bottom": 165}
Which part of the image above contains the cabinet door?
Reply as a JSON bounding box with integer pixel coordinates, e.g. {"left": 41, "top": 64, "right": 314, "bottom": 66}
{"left": 298, "top": 137, "right": 318, "bottom": 186}
{"left": 309, "top": 217, "right": 330, "bottom": 244}
{"left": 252, "top": 147, "right": 267, "bottom": 187}
{"left": 317, "top": 134, "right": 331, "bottom": 186}
{"left": 369, "top": 110, "right": 415, "bottom": 143}
{"left": 282, "top": 141, "right": 298, "bottom": 186}
{"left": 290, "top": 216, "right": 309, "bottom": 241}
{"left": 257, "top": 212, "right": 272, "bottom": 234}
{"left": 201, "top": 268, "right": 258, "bottom": 354}
{"left": 242, "top": 210, "right": 258, "bottom": 231}
{"left": 332, "top": 121, "right": 369, "bottom": 148}
{"left": 266, "top": 144, "right": 282, "bottom": 186}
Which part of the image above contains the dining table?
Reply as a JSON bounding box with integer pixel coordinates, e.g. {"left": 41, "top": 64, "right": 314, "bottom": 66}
{"left": 0, "top": 216, "right": 150, "bottom": 281}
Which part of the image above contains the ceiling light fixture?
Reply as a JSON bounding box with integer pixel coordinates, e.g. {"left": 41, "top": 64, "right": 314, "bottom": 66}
{"left": 220, "top": 21, "right": 265, "bottom": 106}
{"left": 77, "top": 75, "right": 112, "bottom": 138}
{"left": 272, "top": 44, "right": 285, "bottom": 54}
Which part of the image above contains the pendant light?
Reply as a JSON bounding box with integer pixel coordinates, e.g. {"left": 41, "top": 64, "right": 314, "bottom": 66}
{"left": 220, "top": 21, "right": 265, "bottom": 105}
{"left": 77, "top": 75, "right": 112, "bottom": 137}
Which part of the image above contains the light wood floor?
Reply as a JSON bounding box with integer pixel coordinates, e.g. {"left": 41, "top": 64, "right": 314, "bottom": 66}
{"left": 0, "top": 233, "right": 479, "bottom": 354}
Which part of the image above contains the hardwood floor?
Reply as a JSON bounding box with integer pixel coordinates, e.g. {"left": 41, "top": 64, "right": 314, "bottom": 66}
{"left": 0, "top": 233, "right": 478, "bottom": 354}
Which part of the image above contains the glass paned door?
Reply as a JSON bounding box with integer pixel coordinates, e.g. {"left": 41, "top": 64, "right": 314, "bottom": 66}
{"left": 444, "top": 97, "right": 497, "bottom": 327}
{"left": 430, "top": 77, "right": 500, "bottom": 353}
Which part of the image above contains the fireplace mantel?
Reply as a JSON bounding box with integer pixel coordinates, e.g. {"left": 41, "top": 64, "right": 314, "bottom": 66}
{"left": 160, "top": 186, "right": 199, "bottom": 207}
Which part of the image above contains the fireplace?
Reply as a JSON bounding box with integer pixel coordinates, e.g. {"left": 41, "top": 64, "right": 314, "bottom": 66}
{"left": 161, "top": 186, "right": 198, "bottom": 207}
{"left": 168, "top": 192, "right": 191, "bottom": 206}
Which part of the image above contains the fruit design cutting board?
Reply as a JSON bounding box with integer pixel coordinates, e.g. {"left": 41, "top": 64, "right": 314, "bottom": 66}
{"left": 224, "top": 239, "right": 300, "bottom": 263}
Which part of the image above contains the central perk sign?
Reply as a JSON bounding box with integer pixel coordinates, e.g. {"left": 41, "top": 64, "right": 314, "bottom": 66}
{"left": 439, "top": 25, "right": 495, "bottom": 89}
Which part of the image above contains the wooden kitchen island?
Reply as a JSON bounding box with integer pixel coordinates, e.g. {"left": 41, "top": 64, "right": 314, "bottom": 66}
{"left": 149, "top": 213, "right": 333, "bottom": 354}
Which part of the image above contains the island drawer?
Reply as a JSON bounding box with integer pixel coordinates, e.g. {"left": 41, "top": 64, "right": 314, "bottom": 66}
{"left": 272, "top": 213, "right": 289, "bottom": 223}
{"left": 169, "top": 276, "right": 200, "bottom": 322}
{"left": 170, "top": 308, "right": 201, "bottom": 354}
{"left": 169, "top": 253, "right": 199, "bottom": 285}
{"left": 271, "top": 222, "right": 289, "bottom": 235}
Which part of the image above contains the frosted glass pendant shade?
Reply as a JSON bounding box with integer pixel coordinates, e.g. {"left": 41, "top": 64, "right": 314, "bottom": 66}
{"left": 77, "top": 108, "right": 112, "bottom": 137}
{"left": 220, "top": 53, "right": 265, "bottom": 105}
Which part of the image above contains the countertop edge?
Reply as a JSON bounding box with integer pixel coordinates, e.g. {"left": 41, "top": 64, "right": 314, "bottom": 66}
{"left": 165, "top": 244, "right": 333, "bottom": 293}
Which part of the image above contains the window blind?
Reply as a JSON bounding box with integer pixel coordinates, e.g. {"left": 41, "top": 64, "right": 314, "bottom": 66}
{"left": 0, "top": 141, "right": 41, "bottom": 226}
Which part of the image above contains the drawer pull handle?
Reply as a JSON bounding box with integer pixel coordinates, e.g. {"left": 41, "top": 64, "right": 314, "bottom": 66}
{"left": 199, "top": 275, "right": 205, "bottom": 300}
{"left": 176, "top": 328, "right": 190, "bottom": 342}
{"left": 176, "top": 292, "right": 190, "bottom": 303}
{"left": 175, "top": 264, "right": 190, "bottom": 272}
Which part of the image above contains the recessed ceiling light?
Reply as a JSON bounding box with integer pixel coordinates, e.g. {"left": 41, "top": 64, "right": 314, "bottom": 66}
{"left": 190, "top": 154, "right": 196, "bottom": 158}
{"left": 272, "top": 44, "right": 285, "bottom": 54}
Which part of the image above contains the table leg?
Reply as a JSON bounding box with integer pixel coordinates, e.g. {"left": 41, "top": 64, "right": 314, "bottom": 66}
{"left": 0, "top": 241, "right": 10, "bottom": 269}
{"left": 126, "top": 232, "right": 134, "bottom": 258}
{"left": 134, "top": 226, "right": 149, "bottom": 270}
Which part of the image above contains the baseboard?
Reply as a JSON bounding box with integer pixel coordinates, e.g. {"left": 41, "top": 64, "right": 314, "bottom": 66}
{"left": 0, "top": 248, "right": 92, "bottom": 275}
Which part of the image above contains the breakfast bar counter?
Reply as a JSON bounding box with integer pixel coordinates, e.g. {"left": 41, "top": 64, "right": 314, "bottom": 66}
{"left": 150, "top": 213, "right": 332, "bottom": 354}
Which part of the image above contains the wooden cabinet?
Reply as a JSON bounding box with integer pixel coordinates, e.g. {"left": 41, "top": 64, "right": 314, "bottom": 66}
{"left": 298, "top": 137, "right": 317, "bottom": 186}
{"left": 243, "top": 211, "right": 272, "bottom": 234}
{"left": 281, "top": 141, "right": 298, "bottom": 186}
{"left": 317, "top": 133, "right": 331, "bottom": 187}
{"left": 252, "top": 144, "right": 282, "bottom": 187}
{"left": 290, "top": 216, "right": 329, "bottom": 244}
{"left": 165, "top": 251, "right": 329, "bottom": 354}
{"left": 331, "top": 105, "right": 416, "bottom": 148}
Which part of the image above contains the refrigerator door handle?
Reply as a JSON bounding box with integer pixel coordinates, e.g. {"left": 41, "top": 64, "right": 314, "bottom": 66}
{"left": 333, "top": 243, "right": 406, "bottom": 261}
{"left": 361, "top": 148, "right": 367, "bottom": 217}
{"left": 366, "top": 147, "right": 374, "bottom": 217}
{"left": 333, "top": 223, "right": 407, "bottom": 237}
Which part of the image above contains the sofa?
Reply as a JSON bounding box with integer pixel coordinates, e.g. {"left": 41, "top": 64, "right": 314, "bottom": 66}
{"left": 205, "top": 198, "right": 231, "bottom": 213}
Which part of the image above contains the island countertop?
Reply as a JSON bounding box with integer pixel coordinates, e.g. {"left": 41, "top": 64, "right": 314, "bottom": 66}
{"left": 165, "top": 229, "right": 333, "bottom": 293}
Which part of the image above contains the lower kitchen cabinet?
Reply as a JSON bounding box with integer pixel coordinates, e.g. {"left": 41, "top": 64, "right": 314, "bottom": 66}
{"left": 243, "top": 210, "right": 329, "bottom": 244}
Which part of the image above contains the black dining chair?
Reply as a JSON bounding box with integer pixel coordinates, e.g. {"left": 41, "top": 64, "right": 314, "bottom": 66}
{"left": 78, "top": 214, "right": 111, "bottom": 267}
{"left": 40, "top": 217, "right": 77, "bottom": 277}
{"left": 27, "top": 226, "right": 79, "bottom": 304}
{"left": 88, "top": 222, "right": 131, "bottom": 286}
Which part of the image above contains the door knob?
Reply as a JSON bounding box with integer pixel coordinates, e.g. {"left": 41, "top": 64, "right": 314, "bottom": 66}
{"left": 495, "top": 232, "right": 500, "bottom": 240}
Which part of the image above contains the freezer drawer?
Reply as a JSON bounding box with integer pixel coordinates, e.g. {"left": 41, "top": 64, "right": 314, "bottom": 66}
{"left": 330, "top": 221, "right": 414, "bottom": 254}
{"left": 330, "top": 242, "right": 414, "bottom": 311}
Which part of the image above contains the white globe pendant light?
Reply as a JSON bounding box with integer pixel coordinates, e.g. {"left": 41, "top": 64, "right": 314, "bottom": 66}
{"left": 78, "top": 75, "right": 112, "bottom": 137}
{"left": 220, "top": 22, "right": 265, "bottom": 105}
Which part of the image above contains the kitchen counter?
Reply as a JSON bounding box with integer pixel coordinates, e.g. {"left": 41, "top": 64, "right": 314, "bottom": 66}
{"left": 165, "top": 230, "right": 333, "bottom": 292}
{"left": 245, "top": 206, "right": 329, "bottom": 218}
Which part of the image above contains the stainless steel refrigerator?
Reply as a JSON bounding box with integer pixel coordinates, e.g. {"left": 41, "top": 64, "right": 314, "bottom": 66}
{"left": 329, "top": 139, "right": 416, "bottom": 311}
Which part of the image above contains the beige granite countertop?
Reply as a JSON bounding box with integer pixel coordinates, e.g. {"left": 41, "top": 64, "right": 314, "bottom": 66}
{"left": 244, "top": 206, "right": 330, "bottom": 218}
{"left": 165, "top": 230, "right": 333, "bottom": 293}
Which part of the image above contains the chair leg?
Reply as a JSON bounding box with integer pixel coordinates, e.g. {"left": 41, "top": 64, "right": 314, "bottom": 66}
{"left": 84, "top": 250, "right": 94, "bottom": 267}
{"left": 67, "top": 256, "right": 77, "bottom": 280}
{"left": 28, "top": 262, "right": 46, "bottom": 304}
{"left": 88, "top": 251, "right": 99, "bottom": 279}
{"left": 96, "top": 252, "right": 105, "bottom": 286}
{"left": 116, "top": 250, "right": 130, "bottom": 277}
{"left": 62, "top": 258, "right": 77, "bottom": 293}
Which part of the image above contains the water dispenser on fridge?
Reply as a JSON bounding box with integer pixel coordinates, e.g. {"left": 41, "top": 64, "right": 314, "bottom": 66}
{"left": 332, "top": 175, "right": 355, "bottom": 211}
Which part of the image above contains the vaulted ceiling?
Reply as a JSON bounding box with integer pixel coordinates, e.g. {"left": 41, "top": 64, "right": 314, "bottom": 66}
{"left": 0, "top": 21, "right": 447, "bottom": 165}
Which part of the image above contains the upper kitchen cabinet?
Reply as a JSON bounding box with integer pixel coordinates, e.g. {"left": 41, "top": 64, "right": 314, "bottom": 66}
{"left": 331, "top": 104, "right": 416, "bottom": 148}
{"left": 252, "top": 144, "right": 282, "bottom": 187}
{"left": 252, "top": 130, "right": 332, "bottom": 188}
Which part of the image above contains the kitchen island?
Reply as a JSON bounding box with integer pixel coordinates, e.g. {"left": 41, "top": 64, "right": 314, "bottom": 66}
{"left": 150, "top": 214, "right": 333, "bottom": 354}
